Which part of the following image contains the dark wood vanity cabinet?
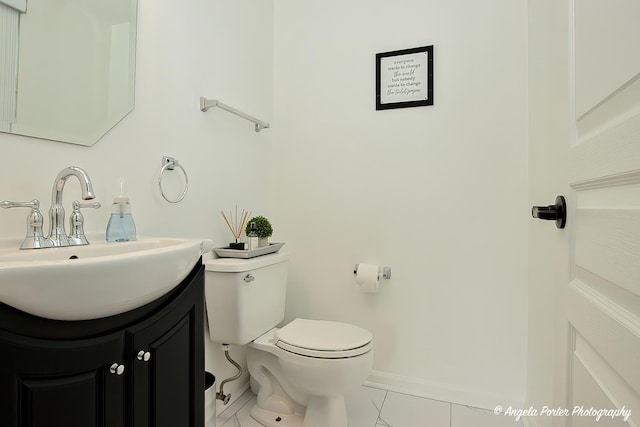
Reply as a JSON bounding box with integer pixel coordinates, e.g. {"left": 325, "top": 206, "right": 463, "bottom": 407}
{"left": 0, "top": 329, "right": 127, "bottom": 427}
{"left": 0, "top": 262, "right": 205, "bottom": 427}
{"left": 127, "top": 276, "right": 204, "bottom": 427}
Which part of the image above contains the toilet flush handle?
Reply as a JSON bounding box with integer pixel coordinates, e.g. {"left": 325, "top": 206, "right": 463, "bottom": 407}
{"left": 244, "top": 274, "right": 255, "bottom": 283}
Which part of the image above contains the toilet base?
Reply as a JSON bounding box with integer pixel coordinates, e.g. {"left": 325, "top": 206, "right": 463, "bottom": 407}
{"left": 250, "top": 405, "right": 303, "bottom": 427}
{"left": 250, "top": 395, "right": 348, "bottom": 427}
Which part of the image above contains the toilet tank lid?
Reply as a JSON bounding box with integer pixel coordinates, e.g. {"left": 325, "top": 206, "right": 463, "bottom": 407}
{"left": 204, "top": 252, "right": 289, "bottom": 272}
{"left": 275, "top": 318, "right": 373, "bottom": 352}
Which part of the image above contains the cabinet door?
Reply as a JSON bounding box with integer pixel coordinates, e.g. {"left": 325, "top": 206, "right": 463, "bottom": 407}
{"left": 0, "top": 330, "right": 125, "bottom": 427}
{"left": 127, "top": 272, "right": 204, "bottom": 427}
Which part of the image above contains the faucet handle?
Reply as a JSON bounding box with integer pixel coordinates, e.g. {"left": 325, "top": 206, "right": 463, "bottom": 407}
{"left": 73, "top": 201, "right": 101, "bottom": 210}
{"left": 1, "top": 199, "right": 54, "bottom": 249}
{"left": 1, "top": 199, "right": 39, "bottom": 209}
{"left": 68, "top": 200, "right": 101, "bottom": 246}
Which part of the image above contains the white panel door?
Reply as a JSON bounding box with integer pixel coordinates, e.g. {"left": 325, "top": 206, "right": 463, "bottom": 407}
{"left": 560, "top": 0, "right": 640, "bottom": 425}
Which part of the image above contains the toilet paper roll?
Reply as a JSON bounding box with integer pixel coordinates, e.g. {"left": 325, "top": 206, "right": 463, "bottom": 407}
{"left": 355, "top": 263, "right": 380, "bottom": 293}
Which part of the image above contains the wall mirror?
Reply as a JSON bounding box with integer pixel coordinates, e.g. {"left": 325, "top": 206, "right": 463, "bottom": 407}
{"left": 0, "top": 0, "right": 137, "bottom": 146}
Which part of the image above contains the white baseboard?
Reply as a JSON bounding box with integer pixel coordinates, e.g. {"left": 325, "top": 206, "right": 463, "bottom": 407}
{"left": 215, "top": 382, "right": 251, "bottom": 427}
{"left": 211, "top": 369, "right": 525, "bottom": 423}
{"left": 365, "top": 370, "right": 524, "bottom": 412}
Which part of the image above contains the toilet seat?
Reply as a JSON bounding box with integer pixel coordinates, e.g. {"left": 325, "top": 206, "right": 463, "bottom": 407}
{"left": 274, "top": 318, "right": 373, "bottom": 359}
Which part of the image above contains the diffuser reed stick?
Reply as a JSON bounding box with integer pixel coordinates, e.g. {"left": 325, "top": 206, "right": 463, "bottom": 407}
{"left": 221, "top": 206, "right": 251, "bottom": 243}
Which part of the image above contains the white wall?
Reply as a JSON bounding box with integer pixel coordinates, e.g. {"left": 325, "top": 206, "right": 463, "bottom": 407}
{"left": 0, "top": 0, "right": 530, "bottom": 413}
{"left": 526, "top": 1, "right": 571, "bottom": 425}
{"left": 0, "top": 0, "right": 275, "bottom": 238}
{"left": 270, "top": 0, "right": 529, "bottom": 408}
{"left": 0, "top": 0, "right": 274, "bottom": 407}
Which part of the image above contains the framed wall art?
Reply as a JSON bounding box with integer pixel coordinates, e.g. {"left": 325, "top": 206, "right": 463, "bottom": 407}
{"left": 376, "top": 45, "right": 433, "bottom": 110}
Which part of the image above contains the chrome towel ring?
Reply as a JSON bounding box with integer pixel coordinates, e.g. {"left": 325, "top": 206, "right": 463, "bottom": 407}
{"left": 158, "top": 156, "right": 189, "bottom": 203}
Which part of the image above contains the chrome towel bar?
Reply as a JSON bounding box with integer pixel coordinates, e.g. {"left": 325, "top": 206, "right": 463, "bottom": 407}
{"left": 199, "top": 97, "right": 270, "bottom": 132}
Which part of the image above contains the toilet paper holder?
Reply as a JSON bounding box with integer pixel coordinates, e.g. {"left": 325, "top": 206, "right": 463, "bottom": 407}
{"left": 353, "top": 264, "right": 392, "bottom": 280}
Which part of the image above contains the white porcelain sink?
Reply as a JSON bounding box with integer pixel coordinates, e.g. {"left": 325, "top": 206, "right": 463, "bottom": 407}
{"left": 0, "top": 235, "right": 214, "bottom": 320}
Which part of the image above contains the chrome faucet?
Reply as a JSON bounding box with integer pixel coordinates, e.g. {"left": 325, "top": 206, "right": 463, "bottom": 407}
{"left": 48, "top": 166, "right": 96, "bottom": 247}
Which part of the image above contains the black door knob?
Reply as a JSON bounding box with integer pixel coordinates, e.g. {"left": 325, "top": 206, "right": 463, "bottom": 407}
{"left": 532, "top": 195, "right": 566, "bottom": 229}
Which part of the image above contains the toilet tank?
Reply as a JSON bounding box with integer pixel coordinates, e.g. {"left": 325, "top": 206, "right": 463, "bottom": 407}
{"left": 203, "top": 252, "right": 289, "bottom": 345}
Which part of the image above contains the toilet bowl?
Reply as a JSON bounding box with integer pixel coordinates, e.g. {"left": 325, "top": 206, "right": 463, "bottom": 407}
{"left": 247, "top": 318, "right": 373, "bottom": 427}
{"left": 203, "top": 253, "right": 374, "bottom": 427}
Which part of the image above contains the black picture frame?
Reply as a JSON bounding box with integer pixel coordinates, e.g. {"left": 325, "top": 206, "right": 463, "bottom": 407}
{"left": 376, "top": 45, "right": 434, "bottom": 110}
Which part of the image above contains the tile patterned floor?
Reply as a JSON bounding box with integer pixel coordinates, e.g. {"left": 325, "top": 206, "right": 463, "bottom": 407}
{"left": 217, "top": 385, "right": 523, "bottom": 427}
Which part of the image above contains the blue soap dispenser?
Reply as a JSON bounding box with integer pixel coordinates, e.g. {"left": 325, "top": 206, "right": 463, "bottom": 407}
{"left": 106, "top": 180, "right": 137, "bottom": 242}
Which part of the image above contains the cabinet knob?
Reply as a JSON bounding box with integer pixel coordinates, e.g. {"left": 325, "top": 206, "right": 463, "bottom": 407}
{"left": 137, "top": 350, "right": 151, "bottom": 362}
{"left": 110, "top": 363, "right": 125, "bottom": 375}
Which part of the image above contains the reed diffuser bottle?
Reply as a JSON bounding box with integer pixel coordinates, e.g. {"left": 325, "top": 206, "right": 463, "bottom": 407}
{"left": 221, "top": 206, "right": 251, "bottom": 249}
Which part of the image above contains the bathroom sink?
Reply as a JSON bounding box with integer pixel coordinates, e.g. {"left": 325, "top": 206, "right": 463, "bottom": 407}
{"left": 0, "top": 235, "right": 214, "bottom": 320}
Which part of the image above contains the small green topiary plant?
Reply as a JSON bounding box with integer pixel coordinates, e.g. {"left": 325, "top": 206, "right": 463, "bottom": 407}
{"left": 245, "top": 216, "right": 273, "bottom": 239}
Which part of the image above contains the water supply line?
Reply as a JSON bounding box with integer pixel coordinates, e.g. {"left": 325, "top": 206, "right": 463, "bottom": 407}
{"left": 216, "top": 344, "right": 243, "bottom": 405}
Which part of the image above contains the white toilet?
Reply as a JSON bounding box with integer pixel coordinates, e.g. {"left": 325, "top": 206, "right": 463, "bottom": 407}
{"left": 204, "top": 252, "right": 373, "bottom": 427}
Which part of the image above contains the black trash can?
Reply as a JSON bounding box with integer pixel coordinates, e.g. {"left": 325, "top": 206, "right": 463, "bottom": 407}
{"left": 205, "top": 372, "right": 216, "bottom": 426}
